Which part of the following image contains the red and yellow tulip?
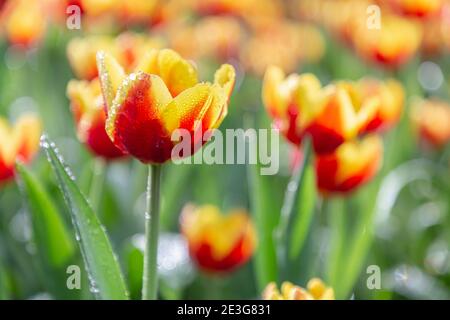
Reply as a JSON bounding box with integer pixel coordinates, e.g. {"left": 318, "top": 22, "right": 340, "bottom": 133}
{"left": 1, "top": 0, "right": 47, "bottom": 47}
{"left": 387, "top": 0, "right": 444, "bottom": 18}
{"left": 0, "top": 114, "right": 41, "bottom": 184}
{"left": 97, "top": 48, "right": 235, "bottom": 164}
{"left": 352, "top": 78, "right": 405, "bottom": 134}
{"left": 315, "top": 135, "right": 383, "bottom": 194}
{"left": 352, "top": 14, "right": 422, "bottom": 67}
{"left": 262, "top": 278, "right": 335, "bottom": 300}
{"left": 66, "top": 79, "right": 126, "bottom": 159}
{"left": 180, "top": 204, "right": 257, "bottom": 273}
{"left": 263, "top": 66, "right": 378, "bottom": 154}
{"left": 411, "top": 99, "right": 450, "bottom": 148}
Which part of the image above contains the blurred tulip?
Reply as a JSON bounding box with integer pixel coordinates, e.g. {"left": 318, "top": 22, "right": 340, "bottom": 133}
{"left": 352, "top": 14, "right": 422, "bottom": 67}
{"left": 263, "top": 66, "right": 378, "bottom": 154}
{"left": 387, "top": 0, "right": 444, "bottom": 17}
{"left": 67, "top": 79, "right": 126, "bottom": 159}
{"left": 169, "top": 16, "right": 244, "bottom": 62}
{"left": 1, "top": 0, "right": 47, "bottom": 47}
{"left": 0, "top": 114, "right": 41, "bottom": 184}
{"left": 80, "top": 0, "right": 118, "bottom": 17}
{"left": 411, "top": 99, "right": 450, "bottom": 148}
{"left": 316, "top": 135, "right": 383, "bottom": 194}
{"left": 180, "top": 204, "right": 257, "bottom": 273}
{"left": 353, "top": 78, "right": 405, "bottom": 134}
{"left": 97, "top": 48, "right": 235, "bottom": 163}
{"left": 262, "top": 278, "right": 335, "bottom": 300}
{"left": 67, "top": 33, "right": 163, "bottom": 80}
{"left": 242, "top": 21, "right": 325, "bottom": 76}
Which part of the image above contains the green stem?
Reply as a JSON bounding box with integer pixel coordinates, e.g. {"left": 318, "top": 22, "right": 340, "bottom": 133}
{"left": 275, "top": 138, "right": 312, "bottom": 276}
{"left": 326, "top": 198, "right": 347, "bottom": 298}
{"left": 142, "top": 165, "right": 162, "bottom": 300}
{"left": 89, "top": 158, "right": 106, "bottom": 212}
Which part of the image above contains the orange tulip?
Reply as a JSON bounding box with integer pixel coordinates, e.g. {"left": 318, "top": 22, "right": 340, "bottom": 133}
{"left": 180, "top": 204, "right": 257, "bottom": 273}
{"left": 315, "top": 135, "right": 383, "bottom": 194}
{"left": 263, "top": 66, "right": 378, "bottom": 154}
{"left": 67, "top": 79, "right": 126, "bottom": 159}
{"left": 1, "top": 0, "right": 47, "bottom": 47}
{"left": 97, "top": 48, "right": 235, "bottom": 164}
{"left": 352, "top": 14, "right": 422, "bottom": 67}
{"left": 262, "top": 278, "right": 335, "bottom": 300}
{"left": 411, "top": 99, "right": 450, "bottom": 148}
{"left": 0, "top": 114, "right": 41, "bottom": 184}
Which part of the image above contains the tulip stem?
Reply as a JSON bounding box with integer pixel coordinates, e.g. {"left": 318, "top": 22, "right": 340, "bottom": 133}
{"left": 142, "top": 164, "right": 162, "bottom": 300}
{"left": 275, "top": 138, "right": 312, "bottom": 276}
{"left": 89, "top": 158, "right": 106, "bottom": 212}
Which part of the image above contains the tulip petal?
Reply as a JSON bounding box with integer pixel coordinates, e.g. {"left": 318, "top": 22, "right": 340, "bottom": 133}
{"left": 106, "top": 72, "right": 174, "bottom": 163}
{"left": 136, "top": 49, "right": 198, "bottom": 97}
{"left": 97, "top": 51, "right": 126, "bottom": 112}
{"left": 161, "top": 83, "right": 216, "bottom": 134}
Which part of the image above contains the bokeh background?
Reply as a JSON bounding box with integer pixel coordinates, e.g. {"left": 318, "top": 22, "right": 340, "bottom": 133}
{"left": 0, "top": 0, "right": 449, "bottom": 300}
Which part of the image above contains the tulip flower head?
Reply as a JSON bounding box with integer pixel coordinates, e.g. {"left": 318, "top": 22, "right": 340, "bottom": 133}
{"left": 67, "top": 79, "right": 126, "bottom": 159}
{"left": 263, "top": 66, "right": 378, "bottom": 154}
{"left": 180, "top": 204, "right": 257, "bottom": 273}
{"left": 262, "top": 278, "right": 335, "bottom": 300}
{"left": 388, "top": 0, "right": 444, "bottom": 18}
{"left": 352, "top": 14, "right": 422, "bottom": 67}
{"left": 316, "top": 135, "right": 383, "bottom": 194}
{"left": 351, "top": 78, "right": 405, "bottom": 134}
{"left": 97, "top": 48, "right": 235, "bottom": 164}
{"left": 2, "top": 0, "right": 47, "bottom": 47}
{"left": 0, "top": 114, "right": 41, "bottom": 184}
{"left": 411, "top": 99, "right": 450, "bottom": 148}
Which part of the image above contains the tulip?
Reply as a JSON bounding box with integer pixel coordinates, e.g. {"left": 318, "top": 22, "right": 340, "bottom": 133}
{"left": 316, "top": 135, "right": 383, "bottom": 194}
{"left": 388, "top": 0, "right": 443, "bottom": 18}
{"left": 66, "top": 79, "right": 126, "bottom": 159}
{"left": 353, "top": 78, "right": 405, "bottom": 134}
{"left": 262, "top": 66, "right": 378, "bottom": 154}
{"left": 180, "top": 204, "right": 257, "bottom": 273}
{"left": 0, "top": 114, "right": 41, "bottom": 184}
{"left": 352, "top": 14, "right": 422, "bottom": 67}
{"left": 411, "top": 99, "right": 450, "bottom": 148}
{"left": 97, "top": 48, "right": 235, "bottom": 164}
{"left": 96, "top": 48, "right": 235, "bottom": 299}
{"left": 2, "top": 0, "right": 47, "bottom": 47}
{"left": 262, "top": 278, "right": 335, "bottom": 300}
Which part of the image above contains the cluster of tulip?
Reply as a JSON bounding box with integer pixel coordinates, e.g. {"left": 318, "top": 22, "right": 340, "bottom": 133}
{"left": 296, "top": 0, "right": 450, "bottom": 67}
{"left": 263, "top": 65, "right": 405, "bottom": 194}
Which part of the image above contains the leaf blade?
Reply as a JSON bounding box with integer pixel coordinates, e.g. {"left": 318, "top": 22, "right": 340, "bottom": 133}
{"left": 41, "top": 135, "right": 129, "bottom": 300}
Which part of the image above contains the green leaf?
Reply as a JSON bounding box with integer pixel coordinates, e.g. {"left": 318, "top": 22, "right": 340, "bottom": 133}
{"left": 41, "top": 135, "right": 129, "bottom": 300}
{"left": 16, "top": 163, "right": 75, "bottom": 269}
{"left": 288, "top": 164, "right": 316, "bottom": 262}
{"left": 16, "top": 162, "right": 77, "bottom": 298}
{"left": 247, "top": 162, "right": 278, "bottom": 291}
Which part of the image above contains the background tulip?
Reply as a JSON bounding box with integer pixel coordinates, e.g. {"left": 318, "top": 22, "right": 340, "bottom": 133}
{"left": 180, "top": 204, "right": 257, "bottom": 272}
{"left": 262, "top": 278, "right": 334, "bottom": 300}
{"left": 0, "top": 114, "right": 41, "bottom": 184}
{"left": 316, "top": 135, "right": 383, "bottom": 194}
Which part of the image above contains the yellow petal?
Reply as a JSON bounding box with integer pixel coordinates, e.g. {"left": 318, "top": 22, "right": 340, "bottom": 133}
{"left": 96, "top": 51, "right": 126, "bottom": 112}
